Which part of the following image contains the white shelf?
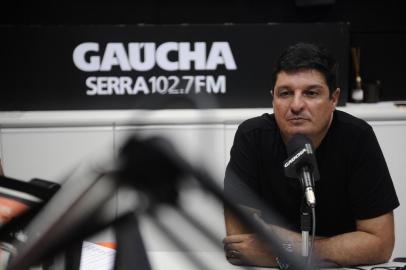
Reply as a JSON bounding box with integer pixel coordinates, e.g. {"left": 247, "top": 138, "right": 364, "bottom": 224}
{"left": 0, "top": 101, "right": 405, "bottom": 127}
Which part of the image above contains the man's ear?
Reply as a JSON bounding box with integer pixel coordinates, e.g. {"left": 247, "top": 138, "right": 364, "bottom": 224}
{"left": 271, "top": 89, "right": 275, "bottom": 107}
{"left": 331, "top": 88, "right": 341, "bottom": 107}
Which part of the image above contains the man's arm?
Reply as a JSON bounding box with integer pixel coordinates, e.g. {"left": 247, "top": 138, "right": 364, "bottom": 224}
{"left": 315, "top": 211, "right": 395, "bottom": 266}
{"left": 223, "top": 207, "right": 279, "bottom": 267}
{"left": 223, "top": 209, "right": 395, "bottom": 267}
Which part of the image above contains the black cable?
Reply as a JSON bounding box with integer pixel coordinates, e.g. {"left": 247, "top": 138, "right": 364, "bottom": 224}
{"left": 308, "top": 206, "right": 316, "bottom": 265}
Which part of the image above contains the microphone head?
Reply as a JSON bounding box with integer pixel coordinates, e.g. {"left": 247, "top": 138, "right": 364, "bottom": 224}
{"left": 284, "top": 133, "right": 320, "bottom": 181}
{"left": 286, "top": 134, "right": 313, "bottom": 157}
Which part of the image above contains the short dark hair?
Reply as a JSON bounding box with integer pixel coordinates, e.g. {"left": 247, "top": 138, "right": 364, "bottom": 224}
{"left": 271, "top": 42, "right": 339, "bottom": 95}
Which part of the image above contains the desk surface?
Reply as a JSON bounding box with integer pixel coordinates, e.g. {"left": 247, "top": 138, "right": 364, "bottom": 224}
{"left": 147, "top": 251, "right": 406, "bottom": 270}
{"left": 80, "top": 243, "right": 406, "bottom": 270}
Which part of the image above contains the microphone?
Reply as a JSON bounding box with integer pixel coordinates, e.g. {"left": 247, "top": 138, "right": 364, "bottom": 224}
{"left": 283, "top": 134, "right": 319, "bottom": 207}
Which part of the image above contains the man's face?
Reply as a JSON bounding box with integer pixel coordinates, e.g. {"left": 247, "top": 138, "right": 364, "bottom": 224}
{"left": 272, "top": 69, "right": 340, "bottom": 147}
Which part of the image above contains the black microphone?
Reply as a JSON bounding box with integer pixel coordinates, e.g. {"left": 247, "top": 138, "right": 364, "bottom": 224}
{"left": 283, "top": 134, "right": 319, "bottom": 207}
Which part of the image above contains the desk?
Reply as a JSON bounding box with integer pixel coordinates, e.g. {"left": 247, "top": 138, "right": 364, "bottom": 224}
{"left": 80, "top": 243, "right": 406, "bottom": 270}
{"left": 147, "top": 252, "right": 406, "bottom": 270}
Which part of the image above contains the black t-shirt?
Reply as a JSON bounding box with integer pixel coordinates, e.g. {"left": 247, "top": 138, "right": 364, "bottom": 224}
{"left": 224, "top": 110, "right": 399, "bottom": 237}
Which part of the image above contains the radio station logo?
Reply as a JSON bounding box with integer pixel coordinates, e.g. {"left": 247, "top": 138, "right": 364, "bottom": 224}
{"left": 73, "top": 42, "right": 237, "bottom": 96}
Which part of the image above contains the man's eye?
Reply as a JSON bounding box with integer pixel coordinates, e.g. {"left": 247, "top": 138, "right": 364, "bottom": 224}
{"left": 278, "top": 91, "right": 292, "bottom": 97}
{"left": 305, "top": 90, "right": 319, "bottom": 97}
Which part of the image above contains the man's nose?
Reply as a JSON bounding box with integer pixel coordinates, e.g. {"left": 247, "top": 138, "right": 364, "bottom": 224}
{"left": 290, "top": 94, "right": 305, "bottom": 113}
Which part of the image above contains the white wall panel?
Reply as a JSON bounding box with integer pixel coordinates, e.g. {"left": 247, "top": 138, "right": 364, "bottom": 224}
{"left": 114, "top": 125, "right": 226, "bottom": 182}
{"left": 0, "top": 127, "right": 114, "bottom": 182}
{"left": 370, "top": 121, "right": 406, "bottom": 259}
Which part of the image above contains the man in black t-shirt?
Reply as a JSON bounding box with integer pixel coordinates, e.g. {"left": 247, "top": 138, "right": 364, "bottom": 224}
{"left": 223, "top": 43, "right": 399, "bottom": 267}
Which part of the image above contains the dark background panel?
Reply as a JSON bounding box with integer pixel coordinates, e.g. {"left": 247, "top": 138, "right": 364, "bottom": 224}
{"left": 0, "top": 24, "right": 348, "bottom": 110}
{"left": 0, "top": 0, "right": 405, "bottom": 103}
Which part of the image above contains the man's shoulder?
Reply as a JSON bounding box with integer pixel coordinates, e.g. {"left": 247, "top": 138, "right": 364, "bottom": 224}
{"left": 238, "top": 113, "right": 277, "bottom": 134}
{"left": 334, "top": 110, "right": 372, "bottom": 133}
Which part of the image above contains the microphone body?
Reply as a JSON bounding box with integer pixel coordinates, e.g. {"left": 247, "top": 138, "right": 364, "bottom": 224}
{"left": 283, "top": 134, "right": 319, "bottom": 207}
{"left": 300, "top": 166, "right": 316, "bottom": 207}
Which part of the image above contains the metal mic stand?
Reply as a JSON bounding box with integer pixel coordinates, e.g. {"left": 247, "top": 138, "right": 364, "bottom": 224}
{"left": 301, "top": 199, "right": 311, "bottom": 258}
{"left": 113, "top": 212, "right": 152, "bottom": 270}
{"left": 299, "top": 166, "right": 316, "bottom": 261}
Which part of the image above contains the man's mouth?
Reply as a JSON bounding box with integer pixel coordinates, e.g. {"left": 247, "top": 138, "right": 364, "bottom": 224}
{"left": 287, "top": 116, "right": 309, "bottom": 124}
{"left": 288, "top": 116, "right": 308, "bottom": 121}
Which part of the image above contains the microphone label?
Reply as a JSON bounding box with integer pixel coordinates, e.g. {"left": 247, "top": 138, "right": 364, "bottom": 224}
{"left": 284, "top": 148, "right": 307, "bottom": 168}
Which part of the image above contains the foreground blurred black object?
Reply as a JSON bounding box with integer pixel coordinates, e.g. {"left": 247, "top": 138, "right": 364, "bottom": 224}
{"left": 0, "top": 176, "right": 60, "bottom": 268}
{"left": 116, "top": 136, "right": 183, "bottom": 205}
{"left": 7, "top": 135, "right": 316, "bottom": 270}
{"left": 0, "top": 176, "right": 60, "bottom": 239}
